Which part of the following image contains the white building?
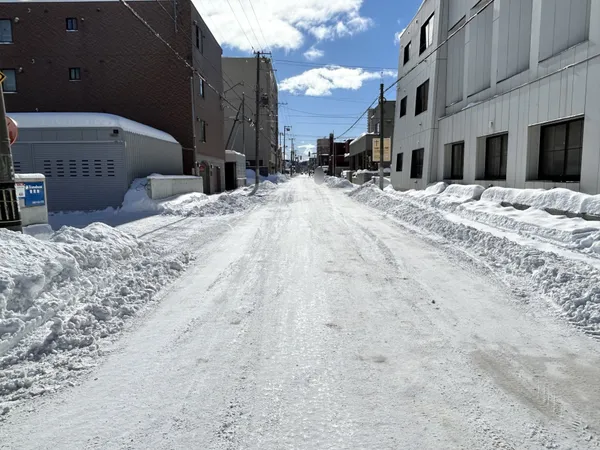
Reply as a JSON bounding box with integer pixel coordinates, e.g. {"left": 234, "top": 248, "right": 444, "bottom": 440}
{"left": 392, "top": 0, "right": 600, "bottom": 194}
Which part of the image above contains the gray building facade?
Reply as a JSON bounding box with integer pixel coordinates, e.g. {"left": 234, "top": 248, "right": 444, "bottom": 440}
{"left": 222, "top": 57, "right": 278, "bottom": 175}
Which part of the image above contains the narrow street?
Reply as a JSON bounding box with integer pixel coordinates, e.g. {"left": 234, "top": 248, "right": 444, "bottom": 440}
{"left": 2, "top": 177, "right": 600, "bottom": 450}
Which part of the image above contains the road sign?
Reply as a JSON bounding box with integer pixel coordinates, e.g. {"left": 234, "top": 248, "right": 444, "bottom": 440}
{"left": 6, "top": 116, "right": 18, "bottom": 146}
{"left": 372, "top": 137, "right": 391, "bottom": 162}
{"left": 0, "top": 71, "right": 5, "bottom": 84}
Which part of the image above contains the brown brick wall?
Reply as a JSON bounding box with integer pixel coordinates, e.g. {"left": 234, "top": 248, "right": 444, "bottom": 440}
{"left": 0, "top": 0, "right": 225, "bottom": 174}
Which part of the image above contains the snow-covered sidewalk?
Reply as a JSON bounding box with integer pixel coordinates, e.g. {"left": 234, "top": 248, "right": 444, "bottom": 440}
{"left": 335, "top": 181, "right": 600, "bottom": 335}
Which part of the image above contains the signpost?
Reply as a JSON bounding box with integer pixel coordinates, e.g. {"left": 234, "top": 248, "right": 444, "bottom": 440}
{"left": 7, "top": 116, "right": 18, "bottom": 146}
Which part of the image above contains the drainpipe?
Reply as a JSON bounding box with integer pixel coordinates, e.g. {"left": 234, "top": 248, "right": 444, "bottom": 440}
{"left": 190, "top": 75, "right": 197, "bottom": 175}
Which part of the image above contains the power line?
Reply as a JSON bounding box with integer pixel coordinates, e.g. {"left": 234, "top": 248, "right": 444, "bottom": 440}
{"left": 334, "top": 97, "right": 378, "bottom": 139}
{"left": 237, "top": 0, "right": 263, "bottom": 50}
{"left": 248, "top": 0, "right": 270, "bottom": 52}
{"left": 224, "top": 0, "right": 257, "bottom": 51}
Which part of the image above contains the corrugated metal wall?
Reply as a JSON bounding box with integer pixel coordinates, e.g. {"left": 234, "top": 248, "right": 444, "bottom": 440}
{"left": 124, "top": 131, "right": 183, "bottom": 186}
{"left": 12, "top": 141, "right": 126, "bottom": 211}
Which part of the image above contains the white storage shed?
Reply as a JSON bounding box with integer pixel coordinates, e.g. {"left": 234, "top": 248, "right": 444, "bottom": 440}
{"left": 9, "top": 112, "right": 182, "bottom": 211}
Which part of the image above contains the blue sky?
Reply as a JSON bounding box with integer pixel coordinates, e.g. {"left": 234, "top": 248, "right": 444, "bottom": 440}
{"left": 195, "top": 0, "right": 422, "bottom": 158}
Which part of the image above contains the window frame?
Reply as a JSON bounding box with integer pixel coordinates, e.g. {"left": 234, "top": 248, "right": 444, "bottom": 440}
{"left": 410, "top": 148, "right": 424, "bottom": 179}
{"left": 0, "top": 68, "right": 17, "bottom": 92}
{"left": 450, "top": 142, "right": 464, "bottom": 180}
{"left": 69, "top": 67, "right": 81, "bottom": 81}
{"left": 66, "top": 17, "right": 78, "bottom": 31}
{"left": 199, "top": 119, "right": 207, "bottom": 142}
{"left": 415, "top": 79, "right": 429, "bottom": 116}
{"left": 399, "top": 96, "right": 407, "bottom": 118}
{"left": 538, "top": 118, "right": 584, "bottom": 182}
{"left": 396, "top": 152, "right": 403, "bottom": 172}
{"left": 403, "top": 41, "right": 411, "bottom": 65}
{"left": 0, "top": 19, "right": 13, "bottom": 44}
{"left": 484, "top": 133, "right": 508, "bottom": 180}
{"left": 420, "top": 13, "right": 434, "bottom": 55}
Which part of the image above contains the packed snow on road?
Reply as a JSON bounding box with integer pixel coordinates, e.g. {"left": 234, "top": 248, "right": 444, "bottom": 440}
{"left": 1, "top": 176, "right": 600, "bottom": 450}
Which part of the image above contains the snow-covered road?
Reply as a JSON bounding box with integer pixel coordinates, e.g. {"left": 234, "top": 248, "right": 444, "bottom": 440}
{"left": 2, "top": 178, "right": 600, "bottom": 449}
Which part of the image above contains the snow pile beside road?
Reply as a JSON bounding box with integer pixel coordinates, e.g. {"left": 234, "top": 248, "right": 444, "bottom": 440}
{"left": 325, "top": 176, "right": 354, "bottom": 189}
{"left": 482, "top": 187, "right": 600, "bottom": 216}
{"left": 245, "top": 169, "right": 288, "bottom": 185}
{"left": 348, "top": 184, "right": 600, "bottom": 335}
{"left": 0, "top": 224, "right": 191, "bottom": 407}
{"left": 120, "top": 178, "right": 272, "bottom": 218}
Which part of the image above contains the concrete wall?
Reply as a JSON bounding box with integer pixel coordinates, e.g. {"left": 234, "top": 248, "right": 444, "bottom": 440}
{"left": 392, "top": 0, "right": 600, "bottom": 194}
{"left": 147, "top": 176, "right": 203, "bottom": 200}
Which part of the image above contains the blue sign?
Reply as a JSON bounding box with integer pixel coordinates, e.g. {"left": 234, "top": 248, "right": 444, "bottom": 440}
{"left": 24, "top": 182, "right": 45, "bottom": 207}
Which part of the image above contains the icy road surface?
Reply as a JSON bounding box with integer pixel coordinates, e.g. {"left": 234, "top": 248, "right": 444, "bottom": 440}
{"left": 2, "top": 177, "right": 600, "bottom": 450}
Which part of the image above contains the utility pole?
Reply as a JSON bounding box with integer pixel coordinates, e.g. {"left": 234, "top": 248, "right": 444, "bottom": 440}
{"left": 379, "top": 82, "right": 385, "bottom": 190}
{"left": 0, "top": 79, "right": 21, "bottom": 231}
{"left": 250, "top": 51, "right": 271, "bottom": 194}
{"left": 290, "top": 137, "right": 295, "bottom": 176}
{"left": 242, "top": 95, "right": 246, "bottom": 156}
{"left": 283, "top": 125, "right": 291, "bottom": 174}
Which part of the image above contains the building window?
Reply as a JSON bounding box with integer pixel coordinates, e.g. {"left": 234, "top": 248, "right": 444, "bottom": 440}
{"left": 539, "top": 118, "right": 583, "bottom": 182}
{"left": 69, "top": 67, "right": 81, "bottom": 81}
{"left": 410, "top": 148, "right": 424, "bottom": 179}
{"left": 420, "top": 13, "right": 434, "bottom": 54}
{"left": 199, "top": 78, "right": 204, "bottom": 97}
{"left": 0, "top": 19, "right": 12, "bottom": 43}
{"left": 450, "top": 142, "right": 464, "bottom": 179}
{"left": 415, "top": 79, "right": 429, "bottom": 115}
{"left": 199, "top": 119, "right": 207, "bottom": 142}
{"left": 396, "top": 153, "right": 403, "bottom": 172}
{"left": 403, "top": 41, "right": 411, "bottom": 64}
{"left": 485, "top": 133, "right": 508, "bottom": 179}
{"left": 399, "top": 96, "right": 407, "bottom": 117}
{"left": 0, "top": 69, "right": 16, "bottom": 92}
{"left": 66, "top": 17, "right": 78, "bottom": 31}
{"left": 195, "top": 25, "right": 203, "bottom": 53}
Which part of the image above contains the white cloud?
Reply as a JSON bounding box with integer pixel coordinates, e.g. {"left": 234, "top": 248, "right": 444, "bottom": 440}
{"left": 296, "top": 143, "right": 316, "bottom": 157}
{"left": 394, "top": 28, "right": 406, "bottom": 45}
{"left": 279, "top": 66, "right": 397, "bottom": 96}
{"left": 303, "top": 46, "right": 325, "bottom": 61}
{"left": 193, "top": 0, "right": 373, "bottom": 52}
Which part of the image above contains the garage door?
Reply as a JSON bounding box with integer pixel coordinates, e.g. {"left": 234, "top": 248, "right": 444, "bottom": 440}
{"left": 31, "top": 143, "right": 126, "bottom": 212}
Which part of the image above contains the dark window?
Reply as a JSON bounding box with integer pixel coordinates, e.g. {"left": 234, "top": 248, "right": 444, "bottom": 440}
{"left": 539, "top": 118, "right": 583, "bottom": 182}
{"left": 410, "top": 148, "right": 424, "bottom": 179}
{"left": 0, "top": 19, "right": 12, "bottom": 43}
{"left": 420, "top": 13, "right": 434, "bottom": 54}
{"left": 196, "top": 25, "right": 203, "bottom": 52}
{"left": 69, "top": 67, "right": 81, "bottom": 81}
{"left": 400, "top": 96, "right": 407, "bottom": 117}
{"left": 199, "top": 119, "right": 206, "bottom": 142}
{"left": 485, "top": 133, "right": 508, "bottom": 179}
{"left": 450, "top": 142, "right": 464, "bottom": 179}
{"left": 403, "top": 41, "right": 411, "bottom": 64}
{"left": 415, "top": 79, "right": 429, "bottom": 115}
{"left": 66, "top": 18, "right": 78, "bottom": 31}
{"left": 396, "top": 153, "right": 403, "bottom": 172}
{"left": 0, "top": 69, "right": 16, "bottom": 92}
{"left": 199, "top": 78, "right": 204, "bottom": 97}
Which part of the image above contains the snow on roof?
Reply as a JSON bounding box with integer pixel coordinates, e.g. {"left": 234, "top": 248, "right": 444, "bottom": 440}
{"left": 8, "top": 112, "right": 178, "bottom": 143}
{"left": 350, "top": 132, "right": 377, "bottom": 145}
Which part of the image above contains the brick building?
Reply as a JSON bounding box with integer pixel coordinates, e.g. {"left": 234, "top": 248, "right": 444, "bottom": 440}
{"left": 0, "top": 0, "right": 225, "bottom": 192}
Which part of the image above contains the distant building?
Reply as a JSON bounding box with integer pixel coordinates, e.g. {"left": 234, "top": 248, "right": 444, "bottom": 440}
{"left": 1, "top": 0, "right": 225, "bottom": 193}
{"left": 349, "top": 100, "right": 395, "bottom": 171}
{"left": 222, "top": 57, "right": 278, "bottom": 176}
{"left": 392, "top": 0, "right": 600, "bottom": 194}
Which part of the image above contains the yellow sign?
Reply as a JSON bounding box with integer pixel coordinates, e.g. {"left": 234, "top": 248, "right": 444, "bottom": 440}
{"left": 372, "top": 137, "right": 392, "bottom": 162}
{"left": 0, "top": 71, "right": 5, "bottom": 84}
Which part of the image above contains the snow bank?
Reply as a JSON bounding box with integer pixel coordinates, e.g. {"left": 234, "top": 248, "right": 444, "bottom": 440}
{"left": 482, "top": 187, "right": 600, "bottom": 216}
{"left": 442, "top": 184, "right": 485, "bottom": 201}
{"left": 245, "top": 170, "right": 288, "bottom": 185}
{"left": 347, "top": 184, "right": 600, "bottom": 335}
{"left": 325, "top": 176, "right": 354, "bottom": 189}
{"left": 0, "top": 224, "right": 191, "bottom": 407}
{"left": 120, "top": 177, "right": 272, "bottom": 218}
